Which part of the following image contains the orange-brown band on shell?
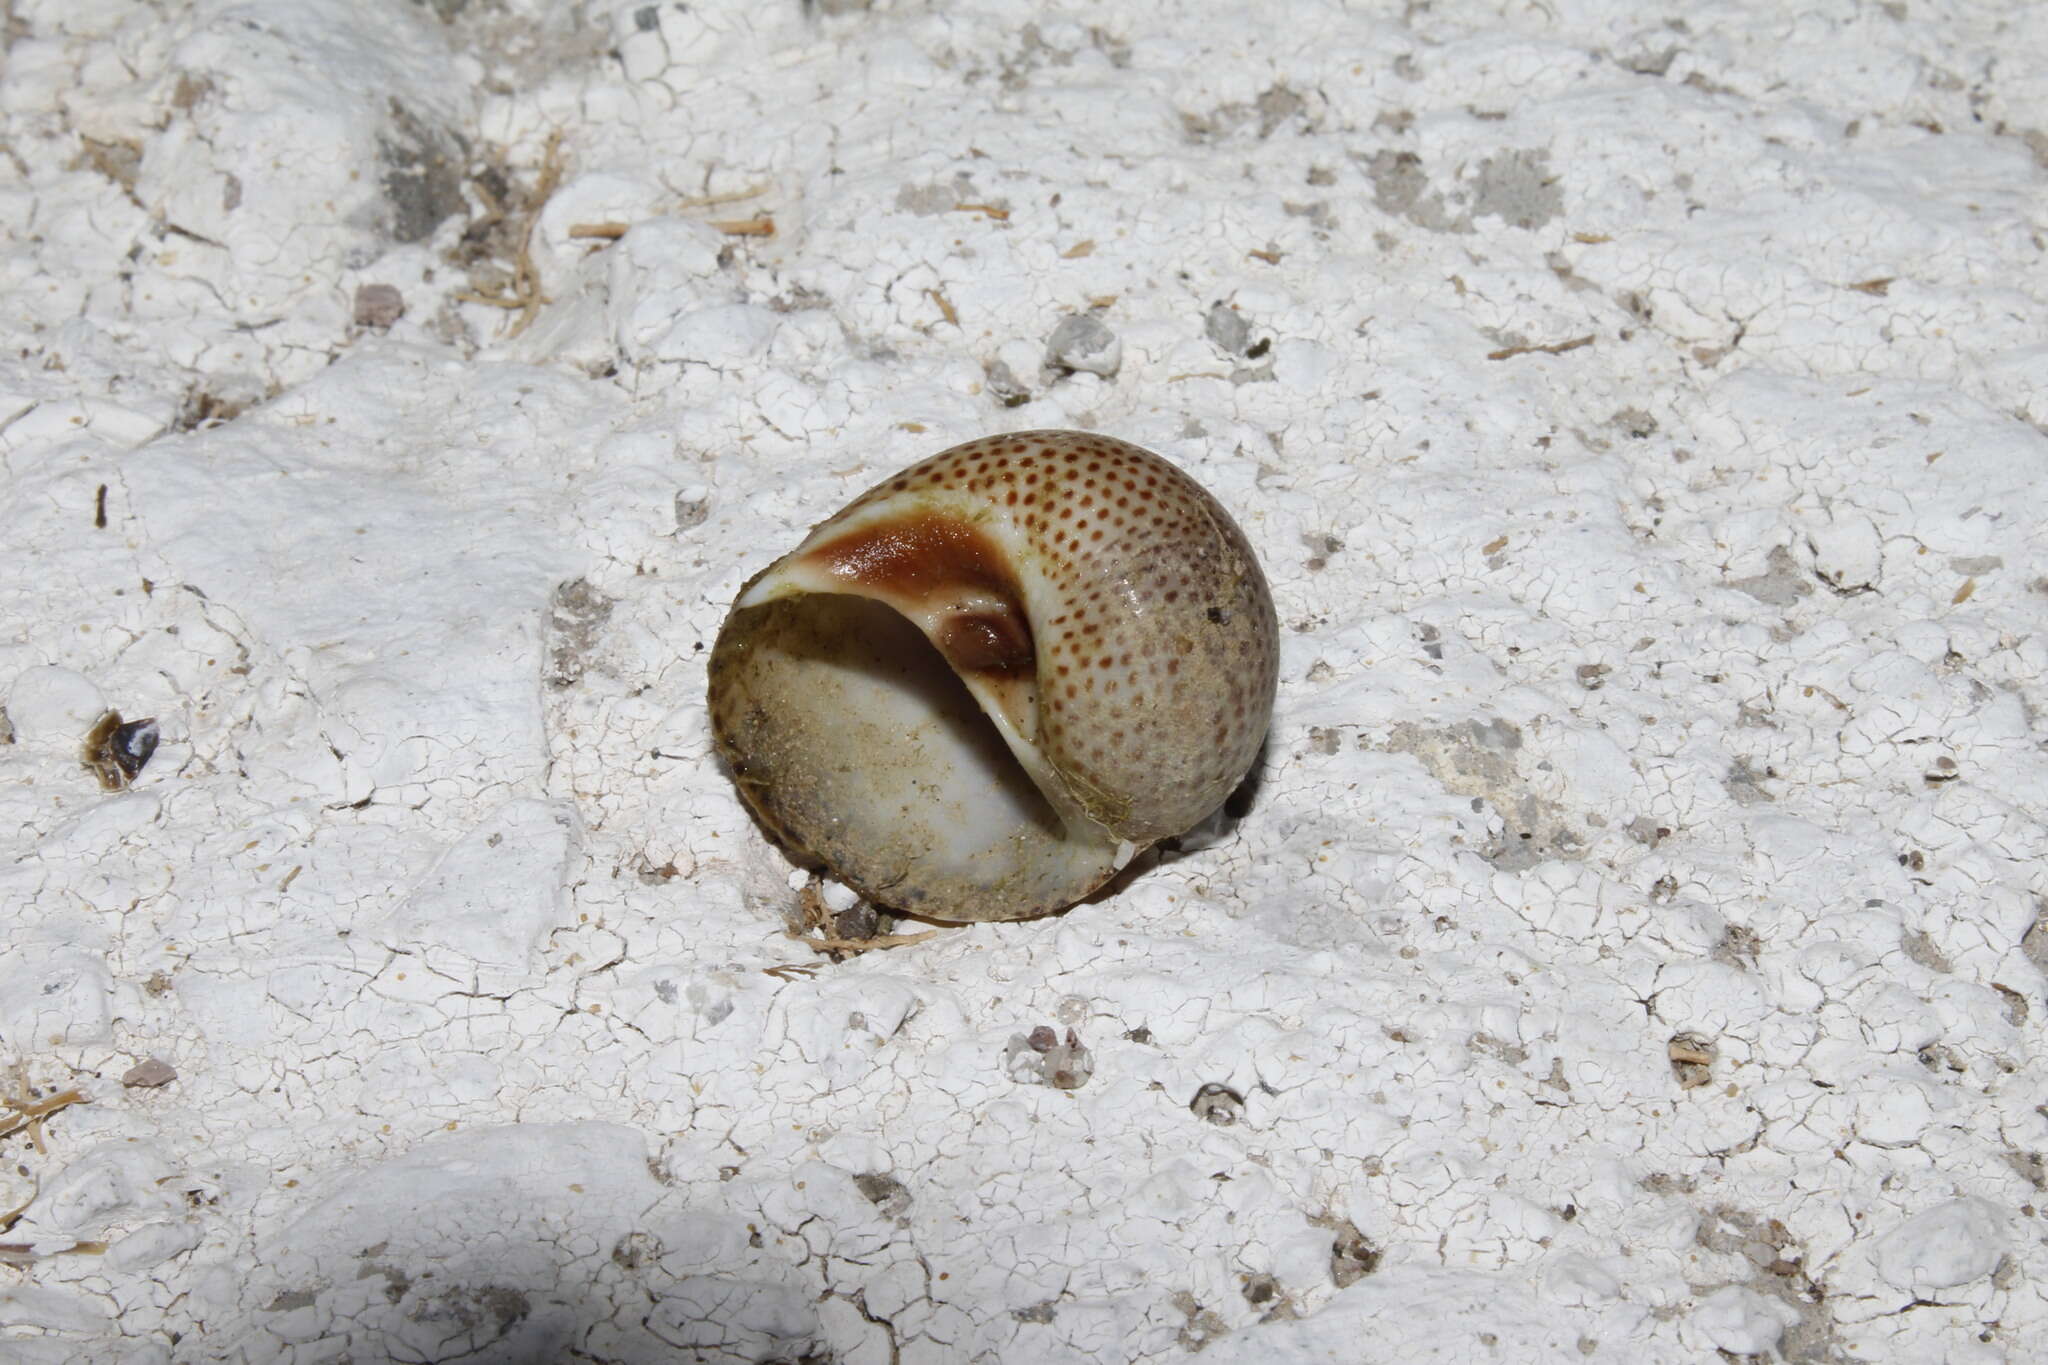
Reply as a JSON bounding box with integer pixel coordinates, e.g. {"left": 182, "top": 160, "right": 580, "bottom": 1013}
{"left": 800, "top": 511, "right": 1034, "bottom": 677}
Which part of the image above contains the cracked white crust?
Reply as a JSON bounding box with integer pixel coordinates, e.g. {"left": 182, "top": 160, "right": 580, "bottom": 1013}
{"left": 1, "top": 1, "right": 2045, "bottom": 1363}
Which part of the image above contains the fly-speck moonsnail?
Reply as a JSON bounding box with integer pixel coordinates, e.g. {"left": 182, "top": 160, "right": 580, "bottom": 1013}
{"left": 708, "top": 430, "right": 1277, "bottom": 922}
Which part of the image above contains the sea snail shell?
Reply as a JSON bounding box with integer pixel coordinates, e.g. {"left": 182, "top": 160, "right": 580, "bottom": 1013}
{"left": 707, "top": 430, "right": 1278, "bottom": 923}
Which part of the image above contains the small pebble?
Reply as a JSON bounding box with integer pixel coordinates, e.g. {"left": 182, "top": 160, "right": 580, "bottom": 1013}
{"left": 831, "top": 900, "right": 879, "bottom": 942}
{"left": 1328, "top": 1222, "right": 1381, "bottom": 1286}
{"left": 1043, "top": 314, "right": 1121, "bottom": 378}
{"left": 984, "top": 358, "right": 1031, "bottom": 406}
{"left": 674, "top": 486, "right": 711, "bottom": 532}
{"left": 112, "top": 716, "right": 160, "bottom": 775}
{"left": 852, "top": 1172, "right": 911, "bottom": 1217}
{"left": 1204, "top": 300, "right": 1251, "bottom": 355}
{"left": 122, "top": 1057, "right": 177, "bottom": 1089}
{"left": 1668, "top": 1032, "right": 1716, "bottom": 1089}
{"left": 1006, "top": 1026, "right": 1095, "bottom": 1089}
{"left": 353, "top": 283, "right": 406, "bottom": 330}
{"left": 1190, "top": 1082, "right": 1245, "bottom": 1126}
{"left": 83, "top": 710, "right": 160, "bottom": 790}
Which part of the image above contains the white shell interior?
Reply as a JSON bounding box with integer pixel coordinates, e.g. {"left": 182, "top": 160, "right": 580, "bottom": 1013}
{"left": 820, "top": 601, "right": 1063, "bottom": 867}
{"left": 716, "top": 593, "right": 1121, "bottom": 920}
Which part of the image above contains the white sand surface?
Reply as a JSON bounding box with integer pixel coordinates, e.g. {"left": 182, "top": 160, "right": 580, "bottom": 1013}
{"left": 3, "top": 1, "right": 2046, "bottom": 1360}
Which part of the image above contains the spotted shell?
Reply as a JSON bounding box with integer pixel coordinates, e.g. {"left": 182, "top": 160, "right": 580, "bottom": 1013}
{"left": 707, "top": 430, "right": 1277, "bottom": 922}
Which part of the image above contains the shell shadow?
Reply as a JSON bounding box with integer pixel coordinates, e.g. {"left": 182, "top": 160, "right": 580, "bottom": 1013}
{"left": 1156, "top": 733, "right": 1271, "bottom": 864}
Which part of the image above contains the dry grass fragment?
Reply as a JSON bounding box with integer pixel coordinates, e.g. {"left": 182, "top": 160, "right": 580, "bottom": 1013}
{"left": 772, "top": 879, "right": 948, "bottom": 968}
{"left": 708, "top": 214, "right": 775, "bottom": 236}
{"left": 453, "top": 129, "right": 565, "bottom": 338}
{"left": 1488, "top": 334, "right": 1594, "bottom": 361}
{"left": 2, "top": 1068, "right": 87, "bottom": 1156}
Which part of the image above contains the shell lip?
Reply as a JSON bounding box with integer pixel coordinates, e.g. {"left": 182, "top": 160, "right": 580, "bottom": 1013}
{"left": 871, "top": 841, "right": 1158, "bottom": 928}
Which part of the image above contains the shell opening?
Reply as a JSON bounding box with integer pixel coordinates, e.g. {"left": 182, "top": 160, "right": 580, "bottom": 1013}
{"left": 708, "top": 592, "right": 1123, "bottom": 921}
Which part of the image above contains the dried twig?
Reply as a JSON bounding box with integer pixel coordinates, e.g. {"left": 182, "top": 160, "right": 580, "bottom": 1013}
{"left": 454, "top": 129, "right": 566, "bottom": 338}
{"left": 562, "top": 180, "right": 776, "bottom": 254}
{"left": 0, "top": 1239, "right": 107, "bottom": 1265}
{"left": 1487, "top": 334, "right": 1594, "bottom": 361}
{"left": 708, "top": 214, "right": 775, "bottom": 237}
{"left": 776, "top": 880, "right": 949, "bottom": 965}
{"left": 0, "top": 1188, "right": 34, "bottom": 1236}
{"left": 566, "top": 209, "right": 773, "bottom": 247}
{"left": 789, "top": 928, "right": 945, "bottom": 955}
{"left": 2, "top": 1067, "right": 87, "bottom": 1156}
